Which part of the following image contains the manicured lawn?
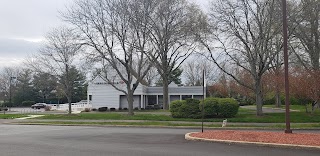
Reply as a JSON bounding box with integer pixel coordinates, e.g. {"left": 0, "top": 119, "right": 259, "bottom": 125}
{"left": 263, "top": 104, "right": 308, "bottom": 112}
{"left": 0, "top": 114, "right": 27, "bottom": 119}
{"left": 36, "top": 111, "right": 320, "bottom": 123}
{"left": 238, "top": 107, "right": 256, "bottom": 114}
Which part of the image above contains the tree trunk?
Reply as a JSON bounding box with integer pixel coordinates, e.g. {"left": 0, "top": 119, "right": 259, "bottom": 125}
{"left": 127, "top": 90, "right": 134, "bottom": 116}
{"left": 275, "top": 89, "right": 281, "bottom": 108}
{"left": 255, "top": 80, "right": 263, "bottom": 116}
{"left": 67, "top": 96, "right": 72, "bottom": 114}
{"left": 304, "top": 99, "right": 310, "bottom": 113}
{"left": 162, "top": 77, "right": 169, "bottom": 110}
{"left": 312, "top": 101, "right": 319, "bottom": 113}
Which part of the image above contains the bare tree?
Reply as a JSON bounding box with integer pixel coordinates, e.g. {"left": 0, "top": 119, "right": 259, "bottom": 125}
{"left": 142, "top": 66, "right": 159, "bottom": 86}
{"left": 63, "top": 0, "right": 153, "bottom": 115}
{"left": 0, "top": 67, "right": 20, "bottom": 106}
{"left": 289, "top": 0, "right": 320, "bottom": 109}
{"left": 29, "top": 27, "right": 82, "bottom": 114}
{"left": 291, "top": 0, "right": 319, "bottom": 70}
{"left": 197, "top": 0, "right": 284, "bottom": 116}
{"left": 142, "top": 0, "right": 204, "bottom": 109}
{"left": 183, "top": 57, "right": 217, "bottom": 86}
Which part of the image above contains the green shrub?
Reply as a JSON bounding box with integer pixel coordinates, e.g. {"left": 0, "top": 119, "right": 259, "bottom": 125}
{"left": 218, "top": 98, "right": 239, "bottom": 117}
{"left": 98, "top": 107, "right": 108, "bottom": 112}
{"left": 200, "top": 98, "right": 220, "bottom": 117}
{"left": 22, "top": 101, "right": 35, "bottom": 107}
{"left": 179, "top": 99, "right": 201, "bottom": 118}
{"left": 170, "top": 98, "right": 239, "bottom": 118}
{"left": 170, "top": 99, "right": 201, "bottom": 118}
{"left": 263, "top": 98, "right": 275, "bottom": 105}
{"left": 170, "top": 100, "right": 185, "bottom": 118}
{"left": 238, "top": 98, "right": 254, "bottom": 106}
{"left": 2, "top": 102, "right": 13, "bottom": 107}
{"left": 200, "top": 98, "right": 238, "bottom": 118}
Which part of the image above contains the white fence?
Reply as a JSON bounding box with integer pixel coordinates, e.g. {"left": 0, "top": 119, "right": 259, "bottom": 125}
{"left": 49, "top": 100, "right": 92, "bottom": 112}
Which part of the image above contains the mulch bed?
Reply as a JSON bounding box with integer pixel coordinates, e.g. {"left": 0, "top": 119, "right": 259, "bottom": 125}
{"left": 190, "top": 130, "right": 320, "bottom": 147}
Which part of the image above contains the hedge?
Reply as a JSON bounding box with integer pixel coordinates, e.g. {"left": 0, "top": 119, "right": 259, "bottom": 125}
{"left": 200, "top": 98, "right": 219, "bottom": 117}
{"left": 170, "top": 98, "right": 239, "bottom": 119}
{"left": 22, "top": 101, "right": 35, "bottom": 107}
{"left": 170, "top": 100, "right": 186, "bottom": 118}
{"left": 218, "top": 98, "right": 239, "bottom": 117}
{"left": 180, "top": 99, "right": 201, "bottom": 118}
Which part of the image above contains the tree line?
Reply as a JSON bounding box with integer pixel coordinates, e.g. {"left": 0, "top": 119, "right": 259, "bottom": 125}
{"left": 0, "top": 67, "right": 86, "bottom": 108}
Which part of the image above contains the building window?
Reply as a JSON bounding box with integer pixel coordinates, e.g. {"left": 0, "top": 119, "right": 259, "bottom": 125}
{"left": 89, "top": 95, "right": 92, "bottom": 101}
{"left": 193, "top": 95, "right": 203, "bottom": 100}
{"left": 158, "top": 95, "right": 163, "bottom": 105}
{"left": 182, "top": 95, "right": 192, "bottom": 100}
{"left": 147, "top": 95, "right": 157, "bottom": 105}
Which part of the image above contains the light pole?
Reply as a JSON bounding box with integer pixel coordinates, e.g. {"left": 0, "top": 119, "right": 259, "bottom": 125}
{"left": 3, "top": 94, "right": 7, "bottom": 114}
{"left": 282, "top": 0, "right": 292, "bottom": 133}
{"left": 9, "top": 76, "right": 17, "bottom": 111}
{"left": 201, "top": 69, "right": 206, "bottom": 133}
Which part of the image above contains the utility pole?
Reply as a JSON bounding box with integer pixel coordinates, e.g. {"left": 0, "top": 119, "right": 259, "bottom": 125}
{"left": 282, "top": 0, "right": 292, "bottom": 134}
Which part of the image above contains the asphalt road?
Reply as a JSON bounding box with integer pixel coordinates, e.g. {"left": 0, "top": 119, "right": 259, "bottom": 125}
{"left": 0, "top": 125, "right": 319, "bottom": 156}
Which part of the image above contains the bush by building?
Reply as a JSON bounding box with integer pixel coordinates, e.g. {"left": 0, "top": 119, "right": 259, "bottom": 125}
{"left": 200, "top": 98, "right": 219, "bottom": 117}
{"left": 217, "top": 98, "right": 239, "bottom": 117}
{"left": 170, "top": 99, "right": 201, "bottom": 118}
{"left": 98, "top": 107, "right": 108, "bottom": 112}
{"left": 180, "top": 99, "right": 201, "bottom": 118}
{"left": 169, "top": 100, "right": 186, "bottom": 118}
{"left": 170, "top": 98, "right": 239, "bottom": 119}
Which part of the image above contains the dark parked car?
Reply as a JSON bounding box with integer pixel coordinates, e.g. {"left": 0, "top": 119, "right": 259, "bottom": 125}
{"left": 31, "top": 103, "right": 47, "bottom": 109}
{"left": 0, "top": 108, "right": 8, "bottom": 111}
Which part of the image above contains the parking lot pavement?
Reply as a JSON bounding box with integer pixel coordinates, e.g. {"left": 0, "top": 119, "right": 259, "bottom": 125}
{"left": 0, "top": 125, "right": 319, "bottom": 156}
{"left": 8, "top": 107, "right": 45, "bottom": 114}
{"left": 2, "top": 107, "right": 67, "bottom": 114}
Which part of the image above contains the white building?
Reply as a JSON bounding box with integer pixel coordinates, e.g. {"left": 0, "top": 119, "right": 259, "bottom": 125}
{"left": 87, "top": 75, "right": 205, "bottom": 109}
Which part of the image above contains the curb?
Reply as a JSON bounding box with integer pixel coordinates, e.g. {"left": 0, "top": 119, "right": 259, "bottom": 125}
{"left": 5, "top": 122, "right": 320, "bottom": 131}
{"left": 4, "top": 122, "right": 279, "bottom": 130}
{"left": 185, "top": 132, "right": 320, "bottom": 150}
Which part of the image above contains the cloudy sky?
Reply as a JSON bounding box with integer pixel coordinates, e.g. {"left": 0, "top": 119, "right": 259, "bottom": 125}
{"left": 0, "top": 0, "right": 210, "bottom": 67}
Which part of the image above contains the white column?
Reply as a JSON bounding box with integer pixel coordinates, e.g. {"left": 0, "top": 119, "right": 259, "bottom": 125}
{"left": 140, "top": 95, "right": 143, "bottom": 109}
{"left": 156, "top": 95, "right": 159, "bottom": 104}
{"left": 145, "top": 96, "right": 147, "bottom": 107}
{"left": 180, "top": 95, "right": 182, "bottom": 100}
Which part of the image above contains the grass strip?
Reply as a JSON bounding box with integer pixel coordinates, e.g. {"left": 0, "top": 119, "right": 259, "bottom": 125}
{"left": 0, "top": 114, "right": 28, "bottom": 119}
{"left": 35, "top": 112, "right": 320, "bottom": 123}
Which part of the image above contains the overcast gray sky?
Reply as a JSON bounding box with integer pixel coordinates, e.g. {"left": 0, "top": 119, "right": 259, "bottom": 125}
{"left": 0, "top": 0, "right": 210, "bottom": 67}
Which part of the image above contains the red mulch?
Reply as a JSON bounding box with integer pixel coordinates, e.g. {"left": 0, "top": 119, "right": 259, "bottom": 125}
{"left": 190, "top": 130, "right": 320, "bottom": 147}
